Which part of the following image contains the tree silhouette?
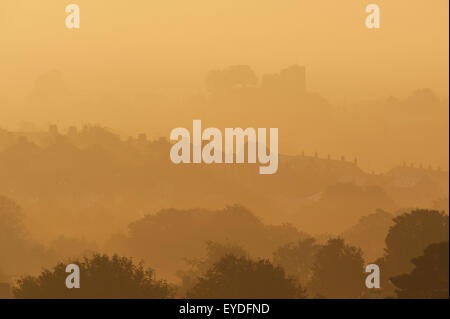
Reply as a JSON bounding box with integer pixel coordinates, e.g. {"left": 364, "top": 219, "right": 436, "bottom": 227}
{"left": 1, "top": 195, "right": 56, "bottom": 276}
{"left": 272, "top": 238, "right": 318, "bottom": 286}
{"left": 177, "top": 241, "right": 249, "bottom": 297}
{"left": 187, "top": 255, "right": 305, "bottom": 299}
{"left": 391, "top": 241, "right": 448, "bottom": 299}
{"left": 342, "top": 209, "right": 394, "bottom": 263}
{"left": 109, "top": 205, "right": 306, "bottom": 282}
{"left": 308, "top": 238, "right": 365, "bottom": 298}
{"left": 386, "top": 210, "right": 448, "bottom": 272}
{"left": 13, "top": 254, "right": 173, "bottom": 299}
{"left": 376, "top": 209, "right": 449, "bottom": 296}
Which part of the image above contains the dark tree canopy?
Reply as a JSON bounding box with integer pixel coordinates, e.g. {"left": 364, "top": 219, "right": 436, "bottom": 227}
{"left": 177, "top": 241, "right": 249, "bottom": 297}
{"left": 187, "top": 255, "right": 305, "bottom": 299}
{"left": 13, "top": 254, "right": 173, "bottom": 299}
{"left": 374, "top": 209, "right": 449, "bottom": 297}
{"left": 308, "top": 238, "right": 365, "bottom": 298}
{"left": 192, "top": 241, "right": 249, "bottom": 274}
{"left": 391, "top": 241, "right": 449, "bottom": 299}
{"left": 384, "top": 209, "right": 449, "bottom": 274}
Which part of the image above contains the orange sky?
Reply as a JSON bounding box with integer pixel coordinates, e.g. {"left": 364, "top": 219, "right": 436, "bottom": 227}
{"left": 0, "top": 0, "right": 448, "bottom": 100}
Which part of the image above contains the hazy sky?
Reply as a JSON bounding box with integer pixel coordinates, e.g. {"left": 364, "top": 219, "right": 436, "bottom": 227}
{"left": 1, "top": 0, "right": 448, "bottom": 100}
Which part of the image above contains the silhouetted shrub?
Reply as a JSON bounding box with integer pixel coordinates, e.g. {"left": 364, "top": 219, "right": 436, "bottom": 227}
{"left": 187, "top": 255, "right": 305, "bottom": 299}
{"left": 13, "top": 254, "right": 173, "bottom": 299}
{"left": 308, "top": 238, "right": 365, "bottom": 298}
{"left": 391, "top": 241, "right": 449, "bottom": 299}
